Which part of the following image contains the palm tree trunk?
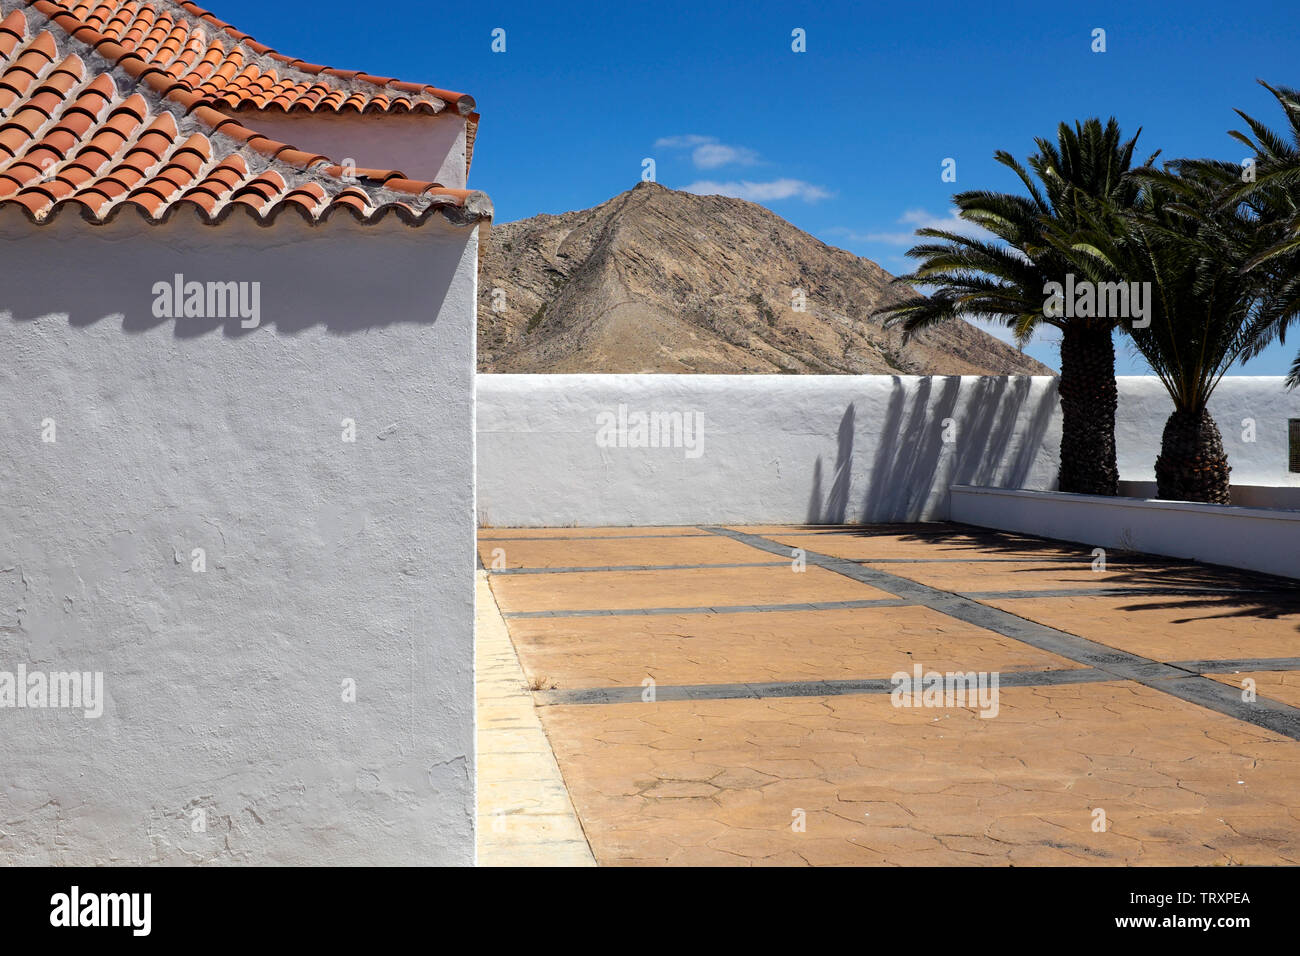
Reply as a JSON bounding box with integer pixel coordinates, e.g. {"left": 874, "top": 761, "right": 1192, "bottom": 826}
{"left": 1057, "top": 322, "right": 1119, "bottom": 496}
{"left": 1155, "top": 408, "right": 1231, "bottom": 503}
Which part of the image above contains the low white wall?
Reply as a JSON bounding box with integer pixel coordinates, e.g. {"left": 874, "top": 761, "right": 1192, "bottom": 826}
{"left": 476, "top": 374, "right": 1300, "bottom": 527}
{"left": 1, "top": 212, "right": 479, "bottom": 864}
{"left": 950, "top": 486, "right": 1300, "bottom": 579}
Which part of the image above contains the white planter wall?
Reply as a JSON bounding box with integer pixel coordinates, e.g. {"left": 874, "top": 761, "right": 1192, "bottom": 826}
{"left": 476, "top": 374, "right": 1300, "bottom": 527}
{"left": 0, "top": 213, "right": 479, "bottom": 864}
{"left": 951, "top": 486, "right": 1300, "bottom": 579}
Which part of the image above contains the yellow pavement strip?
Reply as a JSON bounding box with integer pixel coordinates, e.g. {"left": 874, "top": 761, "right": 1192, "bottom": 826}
{"left": 475, "top": 572, "right": 595, "bottom": 866}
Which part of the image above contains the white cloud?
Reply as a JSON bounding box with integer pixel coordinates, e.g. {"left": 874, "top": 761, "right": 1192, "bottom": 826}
{"left": 833, "top": 208, "right": 992, "bottom": 245}
{"left": 654, "top": 134, "right": 716, "bottom": 150}
{"left": 691, "top": 143, "right": 760, "bottom": 169}
{"left": 656, "top": 135, "right": 761, "bottom": 170}
{"left": 683, "top": 178, "right": 831, "bottom": 202}
{"left": 656, "top": 135, "right": 825, "bottom": 200}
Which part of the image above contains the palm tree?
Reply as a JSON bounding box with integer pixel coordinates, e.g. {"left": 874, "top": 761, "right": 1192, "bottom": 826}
{"left": 1057, "top": 162, "right": 1274, "bottom": 503}
{"left": 1220, "top": 81, "right": 1300, "bottom": 386}
{"left": 874, "top": 119, "right": 1158, "bottom": 496}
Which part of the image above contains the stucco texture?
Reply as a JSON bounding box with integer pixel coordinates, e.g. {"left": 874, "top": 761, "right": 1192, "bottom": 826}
{"left": 0, "top": 212, "right": 479, "bottom": 864}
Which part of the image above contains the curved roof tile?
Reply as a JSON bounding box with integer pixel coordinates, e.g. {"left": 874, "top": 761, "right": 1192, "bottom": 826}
{"left": 0, "top": 1, "right": 490, "bottom": 226}
{"left": 39, "top": 0, "right": 478, "bottom": 116}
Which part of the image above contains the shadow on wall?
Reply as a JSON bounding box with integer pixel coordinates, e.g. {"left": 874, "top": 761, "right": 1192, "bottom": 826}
{"left": 806, "top": 404, "right": 855, "bottom": 523}
{"left": 0, "top": 227, "right": 466, "bottom": 338}
{"left": 807, "top": 376, "right": 1060, "bottom": 524}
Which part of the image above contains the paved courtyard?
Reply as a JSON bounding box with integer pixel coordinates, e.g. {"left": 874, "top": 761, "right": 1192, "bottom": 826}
{"left": 477, "top": 524, "right": 1300, "bottom": 865}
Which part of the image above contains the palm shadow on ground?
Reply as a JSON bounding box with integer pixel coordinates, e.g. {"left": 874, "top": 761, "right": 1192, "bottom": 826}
{"left": 779, "top": 521, "right": 1300, "bottom": 631}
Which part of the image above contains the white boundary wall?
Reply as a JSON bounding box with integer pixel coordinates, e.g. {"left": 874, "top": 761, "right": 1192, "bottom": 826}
{"left": 1120, "top": 481, "right": 1300, "bottom": 511}
{"left": 1, "top": 213, "right": 479, "bottom": 864}
{"left": 477, "top": 374, "right": 1300, "bottom": 527}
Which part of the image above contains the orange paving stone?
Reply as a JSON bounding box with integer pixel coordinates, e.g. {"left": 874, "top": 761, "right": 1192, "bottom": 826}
{"left": 1206, "top": 671, "right": 1300, "bottom": 710}
{"left": 476, "top": 534, "right": 773, "bottom": 570}
{"left": 537, "top": 683, "right": 1300, "bottom": 866}
{"left": 981, "top": 594, "right": 1300, "bottom": 661}
{"left": 482, "top": 523, "right": 1300, "bottom": 866}
{"left": 478, "top": 526, "right": 709, "bottom": 540}
{"left": 502, "top": 605, "right": 1083, "bottom": 689}
{"left": 489, "top": 565, "right": 897, "bottom": 614}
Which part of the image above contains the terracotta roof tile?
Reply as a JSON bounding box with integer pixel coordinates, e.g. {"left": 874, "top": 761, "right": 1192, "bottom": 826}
{"left": 0, "top": 2, "right": 490, "bottom": 226}
{"left": 30, "top": 0, "right": 477, "bottom": 118}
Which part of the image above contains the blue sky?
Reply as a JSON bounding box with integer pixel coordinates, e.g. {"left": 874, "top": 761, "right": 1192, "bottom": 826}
{"left": 218, "top": 0, "right": 1300, "bottom": 374}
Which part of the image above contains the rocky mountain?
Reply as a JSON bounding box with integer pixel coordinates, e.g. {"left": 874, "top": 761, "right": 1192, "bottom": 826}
{"left": 476, "top": 182, "right": 1051, "bottom": 375}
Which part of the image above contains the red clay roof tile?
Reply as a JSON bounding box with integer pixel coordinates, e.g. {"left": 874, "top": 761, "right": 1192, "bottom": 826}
{"left": 0, "top": 2, "right": 489, "bottom": 226}
{"left": 37, "top": 0, "right": 477, "bottom": 117}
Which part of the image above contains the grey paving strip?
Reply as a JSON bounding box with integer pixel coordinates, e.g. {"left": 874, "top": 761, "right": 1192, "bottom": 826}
{"left": 963, "top": 586, "right": 1290, "bottom": 600}
{"left": 768, "top": 529, "right": 981, "bottom": 537}
{"left": 536, "top": 667, "right": 1110, "bottom": 706}
{"left": 1170, "top": 657, "right": 1300, "bottom": 673}
{"left": 491, "top": 561, "right": 789, "bottom": 574}
{"left": 493, "top": 558, "right": 1122, "bottom": 573}
{"left": 503, "top": 598, "right": 912, "bottom": 619}
{"left": 701, "top": 526, "right": 1300, "bottom": 742}
{"left": 534, "top": 658, "right": 1300, "bottom": 708}
{"left": 862, "top": 556, "right": 1088, "bottom": 564}
{"left": 478, "top": 532, "right": 708, "bottom": 542}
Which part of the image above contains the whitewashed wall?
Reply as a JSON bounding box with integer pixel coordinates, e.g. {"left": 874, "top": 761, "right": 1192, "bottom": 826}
{"left": 1115, "top": 376, "right": 1299, "bottom": 487}
{"left": 951, "top": 486, "right": 1300, "bottom": 579}
{"left": 476, "top": 374, "right": 1300, "bottom": 527}
{"left": 0, "top": 212, "right": 479, "bottom": 864}
{"left": 228, "top": 111, "right": 468, "bottom": 187}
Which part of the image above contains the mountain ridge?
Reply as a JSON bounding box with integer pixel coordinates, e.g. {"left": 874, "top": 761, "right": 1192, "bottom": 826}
{"left": 477, "top": 182, "right": 1051, "bottom": 376}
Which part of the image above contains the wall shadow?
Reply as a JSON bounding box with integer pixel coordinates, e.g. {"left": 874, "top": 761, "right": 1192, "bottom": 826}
{"left": 825, "top": 404, "right": 855, "bottom": 523}
{"left": 848, "top": 376, "right": 1057, "bottom": 523}
{"left": 2, "top": 231, "right": 468, "bottom": 338}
